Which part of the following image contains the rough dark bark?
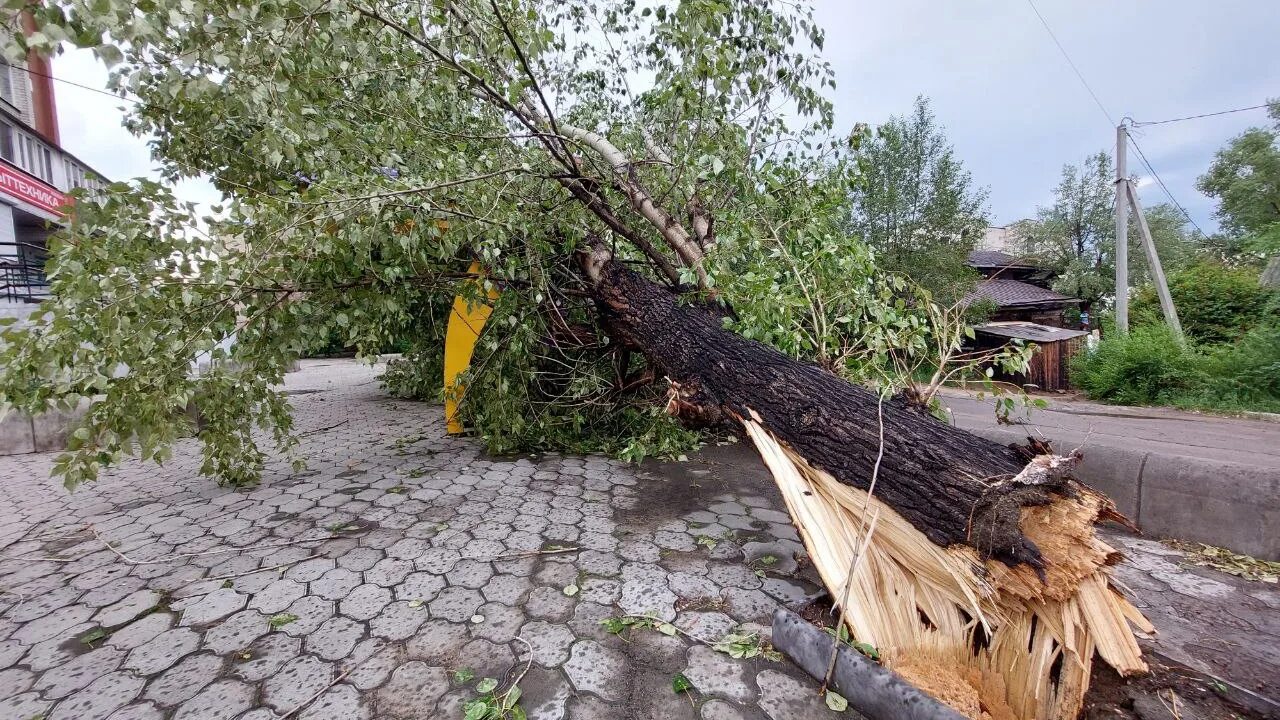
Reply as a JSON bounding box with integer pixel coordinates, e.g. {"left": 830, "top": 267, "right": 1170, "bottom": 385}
{"left": 587, "top": 257, "right": 1066, "bottom": 569}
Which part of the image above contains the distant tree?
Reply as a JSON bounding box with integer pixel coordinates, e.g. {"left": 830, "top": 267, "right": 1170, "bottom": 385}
{"left": 1013, "top": 152, "right": 1198, "bottom": 304}
{"left": 1197, "top": 101, "right": 1280, "bottom": 238}
{"left": 850, "top": 96, "right": 988, "bottom": 303}
{"left": 1012, "top": 152, "right": 1115, "bottom": 304}
{"left": 1197, "top": 100, "right": 1280, "bottom": 280}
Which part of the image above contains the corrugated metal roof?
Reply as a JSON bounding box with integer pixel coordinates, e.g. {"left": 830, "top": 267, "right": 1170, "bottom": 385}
{"left": 964, "top": 278, "right": 1080, "bottom": 307}
{"left": 975, "top": 321, "right": 1089, "bottom": 342}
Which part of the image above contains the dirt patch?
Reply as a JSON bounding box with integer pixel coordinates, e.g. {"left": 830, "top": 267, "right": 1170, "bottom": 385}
{"left": 1084, "top": 654, "right": 1274, "bottom": 720}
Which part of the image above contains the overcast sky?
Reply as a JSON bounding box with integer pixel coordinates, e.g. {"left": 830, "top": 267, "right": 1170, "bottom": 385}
{"left": 51, "top": 0, "right": 1279, "bottom": 234}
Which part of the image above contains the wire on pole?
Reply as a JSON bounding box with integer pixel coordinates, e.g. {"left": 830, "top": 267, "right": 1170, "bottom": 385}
{"left": 1126, "top": 133, "right": 1208, "bottom": 238}
{"left": 1023, "top": 0, "right": 1115, "bottom": 128}
{"left": 1131, "top": 103, "right": 1272, "bottom": 127}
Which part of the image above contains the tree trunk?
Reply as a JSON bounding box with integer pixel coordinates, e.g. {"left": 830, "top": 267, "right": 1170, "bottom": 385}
{"left": 585, "top": 255, "right": 1062, "bottom": 569}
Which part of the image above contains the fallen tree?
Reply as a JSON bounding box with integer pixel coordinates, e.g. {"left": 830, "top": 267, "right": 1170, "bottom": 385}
{"left": 2, "top": 1, "right": 1150, "bottom": 717}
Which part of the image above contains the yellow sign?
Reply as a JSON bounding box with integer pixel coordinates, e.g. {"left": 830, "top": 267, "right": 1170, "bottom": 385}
{"left": 443, "top": 261, "right": 499, "bottom": 434}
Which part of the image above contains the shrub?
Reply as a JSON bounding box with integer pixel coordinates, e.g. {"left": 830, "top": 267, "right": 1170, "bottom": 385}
{"left": 1132, "top": 262, "right": 1275, "bottom": 344}
{"left": 1071, "top": 324, "right": 1201, "bottom": 405}
{"left": 381, "top": 344, "right": 447, "bottom": 401}
{"left": 1184, "top": 324, "right": 1280, "bottom": 413}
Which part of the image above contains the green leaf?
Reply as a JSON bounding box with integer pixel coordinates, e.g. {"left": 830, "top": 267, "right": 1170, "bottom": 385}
{"left": 671, "top": 673, "right": 693, "bottom": 694}
{"left": 268, "top": 613, "right": 298, "bottom": 629}
{"left": 825, "top": 691, "right": 848, "bottom": 712}
{"left": 502, "top": 685, "right": 522, "bottom": 709}
{"left": 452, "top": 668, "right": 475, "bottom": 684}
{"left": 562, "top": 584, "right": 579, "bottom": 596}
{"left": 462, "top": 699, "right": 492, "bottom": 720}
{"left": 475, "top": 677, "right": 499, "bottom": 694}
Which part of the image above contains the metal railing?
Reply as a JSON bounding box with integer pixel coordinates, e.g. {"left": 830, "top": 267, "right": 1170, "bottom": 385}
{"left": 0, "top": 240, "right": 49, "bottom": 303}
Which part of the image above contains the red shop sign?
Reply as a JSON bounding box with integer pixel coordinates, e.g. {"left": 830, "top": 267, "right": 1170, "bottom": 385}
{"left": 0, "top": 161, "right": 66, "bottom": 216}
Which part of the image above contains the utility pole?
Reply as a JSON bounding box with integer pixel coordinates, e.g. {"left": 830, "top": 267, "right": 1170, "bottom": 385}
{"left": 1114, "top": 122, "right": 1183, "bottom": 342}
{"left": 1127, "top": 182, "right": 1184, "bottom": 340}
{"left": 1114, "top": 123, "right": 1129, "bottom": 333}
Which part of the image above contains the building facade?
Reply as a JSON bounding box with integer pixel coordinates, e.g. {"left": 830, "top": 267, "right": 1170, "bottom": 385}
{"left": 0, "top": 21, "right": 105, "bottom": 310}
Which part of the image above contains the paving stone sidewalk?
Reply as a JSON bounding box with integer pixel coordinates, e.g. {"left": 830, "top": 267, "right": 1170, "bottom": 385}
{"left": 0, "top": 359, "right": 844, "bottom": 720}
{"left": 2, "top": 359, "right": 1277, "bottom": 720}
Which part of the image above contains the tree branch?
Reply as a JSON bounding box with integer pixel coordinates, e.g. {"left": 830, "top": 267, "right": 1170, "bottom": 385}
{"left": 559, "top": 123, "right": 709, "bottom": 288}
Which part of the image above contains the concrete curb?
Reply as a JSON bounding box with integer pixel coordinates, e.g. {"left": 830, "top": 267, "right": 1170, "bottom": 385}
{"left": 771, "top": 609, "right": 967, "bottom": 720}
{"left": 0, "top": 398, "right": 91, "bottom": 456}
{"left": 964, "top": 426, "right": 1279, "bottom": 560}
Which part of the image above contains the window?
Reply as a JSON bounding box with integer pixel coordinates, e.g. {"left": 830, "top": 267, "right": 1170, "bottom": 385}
{"left": 0, "top": 121, "right": 13, "bottom": 163}
{"left": 0, "top": 61, "right": 12, "bottom": 107}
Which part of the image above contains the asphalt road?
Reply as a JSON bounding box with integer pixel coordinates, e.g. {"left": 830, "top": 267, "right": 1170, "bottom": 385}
{"left": 939, "top": 389, "right": 1280, "bottom": 470}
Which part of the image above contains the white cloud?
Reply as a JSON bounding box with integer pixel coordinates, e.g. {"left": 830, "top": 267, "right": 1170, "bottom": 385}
{"left": 50, "top": 47, "right": 222, "bottom": 211}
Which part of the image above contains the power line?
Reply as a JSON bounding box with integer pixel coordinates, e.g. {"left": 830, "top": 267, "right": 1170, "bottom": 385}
{"left": 1131, "top": 102, "right": 1272, "bottom": 127}
{"left": 1023, "top": 0, "right": 1116, "bottom": 128}
{"left": 5, "top": 62, "right": 138, "bottom": 104}
{"left": 1126, "top": 133, "right": 1207, "bottom": 238}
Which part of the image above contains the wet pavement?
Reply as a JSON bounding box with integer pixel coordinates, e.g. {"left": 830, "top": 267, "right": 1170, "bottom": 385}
{"left": 0, "top": 360, "right": 842, "bottom": 720}
{"left": 1, "top": 359, "right": 1276, "bottom": 719}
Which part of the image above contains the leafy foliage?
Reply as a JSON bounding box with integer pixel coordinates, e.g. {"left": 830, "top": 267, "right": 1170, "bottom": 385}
{"left": 462, "top": 676, "right": 524, "bottom": 720}
{"left": 1012, "top": 153, "right": 1200, "bottom": 305}
{"left": 1072, "top": 320, "right": 1280, "bottom": 414}
{"left": 1132, "top": 261, "right": 1277, "bottom": 344}
{"left": 0, "top": 0, "right": 1005, "bottom": 488}
{"left": 1070, "top": 324, "right": 1201, "bottom": 406}
{"left": 848, "top": 96, "right": 989, "bottom": 304}
{"left": 710, "top": 631, "right": 782, "bottom": 661}
{"left": 1196, "top": 100, "right": 1280, "bottom": 238}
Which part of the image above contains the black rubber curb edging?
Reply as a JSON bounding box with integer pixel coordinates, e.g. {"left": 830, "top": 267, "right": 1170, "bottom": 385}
{"left": 771, "top": 608, "right": 969, "bottom": 720}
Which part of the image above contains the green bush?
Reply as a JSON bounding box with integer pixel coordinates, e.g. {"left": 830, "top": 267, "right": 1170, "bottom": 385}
{"left": 381, "top": 344, "right": 447, "bottom": 401}
{"left": 1074, "top": 320, "right": 1280, "bottom": 414}
{"left": 1183, "top": 324, "right": 1280, "bottom": 413}
{"left": 1071, "top": 324, "right": 1201, "bottom": 405}
{"left": 1132, "top": 262, "right": 1275, "bottom": 344}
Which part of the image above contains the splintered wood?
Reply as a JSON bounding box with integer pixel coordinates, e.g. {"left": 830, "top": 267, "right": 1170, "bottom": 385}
{"left": 743, "top": 420, "right": 1154, "bottom": 720}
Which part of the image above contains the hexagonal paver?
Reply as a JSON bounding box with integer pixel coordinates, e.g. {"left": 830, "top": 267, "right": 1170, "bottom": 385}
{"left": 125, "top": 627, "right": 201, "bottom": 675}
{"left": 47, "top": 670, "right": 144, "bottom": 720}
{"left": 233, "top": 633, "right": 302, "bottom": 682}
{"left": 682, "top": 644, "right": 755, "bottom": 703}
{"left": 755, "top": 669, "right": 832, "bottom": 719}
{"left": 343, "top": 638, "right": 404, "bottom": 690}
{"left": 311, "top": 567, "right": 363, "bottom": 600}
{"left": 178, "top": 588, "right": 248, "bottom": 626}
{"left": 264, "top": 655, "right": 334, "bottom": 713}
{"left": 279, "top": 595, "right": 334, "bottom": 636}
{"left": 375, "top": 662, "right": 450, "bottom": 716}
{"left": 34, "top": 644, "right": 125, "bottom": 698}
{"left": 428, "top": 586, "right": 484, "bottom": 623}
{"left": 525, "top": 586, "right": 576, "bottom": 621}
{"left": 306, "top": 616, "right": 365, "bottom": 660}
{"left": 106, "top": 612, "right": 174, "bottom": 651}
{"left": 299, "top": 682, "right": 371, "bottom": 720}
{"left": 142, "top": 652, "right": 223, "bottom": 706}
{"left": 203, "top": 609, "right": 269, "bottom": 654}
{"left": 248, "top": 579, "right": 307, "bottom": 614}
{"left": 172, "top": 678, "right": 255, "bottom": 720}
{"left": 563, "top": 640, "right": 629, "bottom": 701}
{"left": 368, "top": 600, "right": 428, "bottom": 641}
{"left": 519, "top": 621, "right": 576, "bottom": 668}
{"left": 340, "top": 584, "right": 392, "bottom": 620}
